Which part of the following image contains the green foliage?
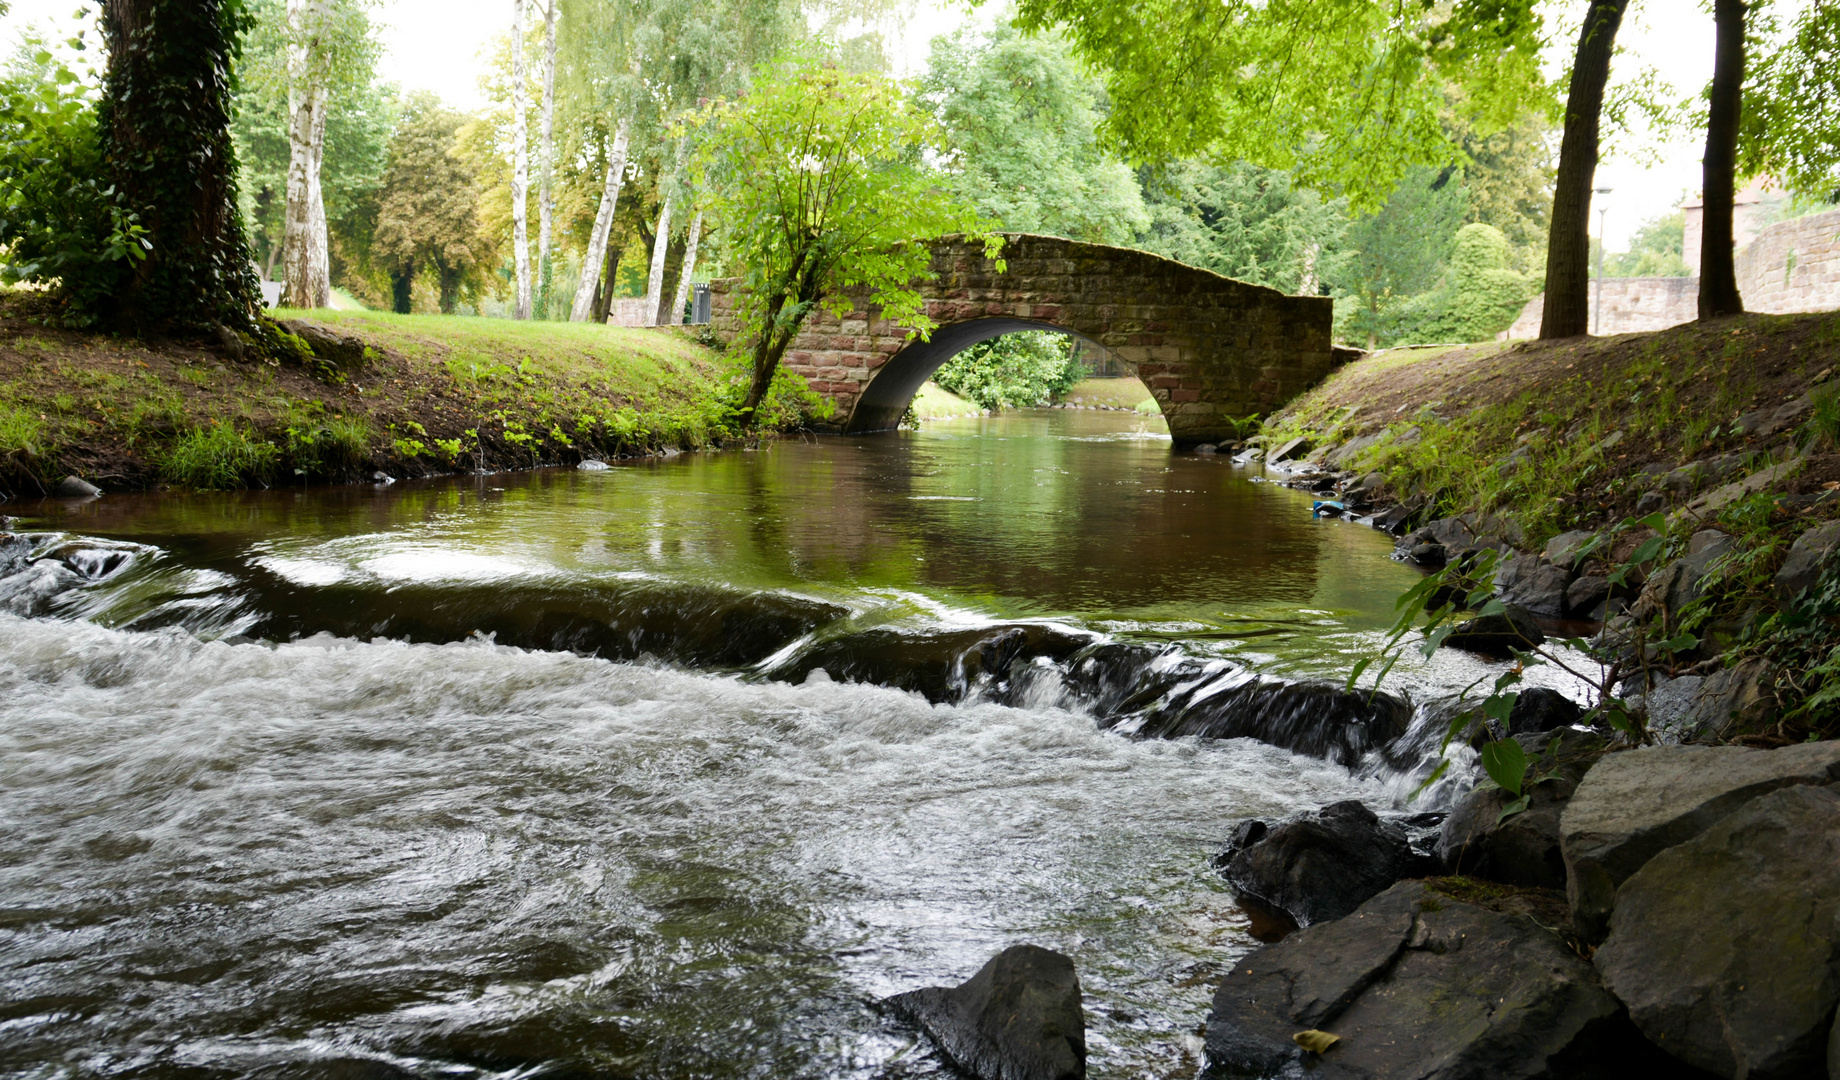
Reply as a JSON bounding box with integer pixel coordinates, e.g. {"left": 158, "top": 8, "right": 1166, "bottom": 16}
{"left": 693, "top": 53, "right": 999, "bottom": 422}
{"left": 97, "top": 0, "right": 263, "bottom": 331}
{"left": 919, "top": 24, "right": 1147, "bottom": 244}
{"left": 1333, "top": 167, "right": 1469, "bottom": 347}
{"left": 1448, "top": 101, "right": 1553, "bottom": 270}
{"left": 1808, "top": 384, "right": 1840, "bottom": 451}
{"left": 1741, "top": 0, "right": 1840, "bottom": 201}
{"left": 1010, "top": 0, "right": 1552, "bottom": 212}
{"left": 0, "top": 403, "right": 44, "bottom": 455}
{"left": 283, "top": 411, "right": 369, "bottom": 475}
{"left": 0, "top": 44, "right": 146, "bottom": 324}
{"left": 1138, "top": 161, "right": 1347, "bottom": 294}
{"left": 159, "top": 421, "right": 280, "bottom": 489}
{"left": 1399, "top": 223, "right": 1534, "bottom": 344}
{"left": 1604, "top": 212, "right": 1691, "bottom": 278}
{"left": 360, "top": 95, "right": 493, "bottom": 313}
{"left": 932, "top": 332, "right": 1084, "bottom": 410}
{"left": 1750, "top": 554, "right": 1840, "bottom": 732}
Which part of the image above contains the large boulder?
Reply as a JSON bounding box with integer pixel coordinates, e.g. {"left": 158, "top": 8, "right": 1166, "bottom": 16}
{"left": 1543, "top": 529, "right": 1599, "bottom": 569}
{"left": 1595, "top": 785, "right": 1840, "bottom": 1079}
{"left": 1678, "top": 656, "right": 1776, "bottom": 741}
{"left": 1559, "top": 741, "right": 1840, "bottom": 942}
{"left": 1438, "top": 729, "right": 1607, "bottom": 889}
{"left": 1216, "top": 801, "right": 1420, "bottom": 927}
{"left": 1632, "top": 530, "right": 1735, "bottom": 624}
{"left": 1509, "top": 687, "right": 1584, "bottom": 736}
{"left": 1496, "top": 555, "right": 1572, "bottom": 617}
{"left": 886, "top": 945, "right": 1085, "bottom": 1080}
{"left": 1204, "top": 881, "right": 1624, "bottom": 1080}
{"left": 1773, "top": 519, "right": 1840, "bottom": 603}
{"left": 1443, "top": 603, "right": 1546, "bottom": 658}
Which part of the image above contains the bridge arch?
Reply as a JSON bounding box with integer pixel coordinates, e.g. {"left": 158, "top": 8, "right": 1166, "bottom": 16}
{"left": 707, "top": 233, "right": 1342, "bottom": 447}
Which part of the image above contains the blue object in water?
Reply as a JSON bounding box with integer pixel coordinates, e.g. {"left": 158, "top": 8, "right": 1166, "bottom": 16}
{"left": 1312, "top": 500, "right": 1345, "bottom": 518}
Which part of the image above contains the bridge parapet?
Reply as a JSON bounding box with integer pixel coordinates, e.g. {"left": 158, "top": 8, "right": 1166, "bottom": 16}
{"left": 707, "top": 234, "right": 1336, "bottom": 446}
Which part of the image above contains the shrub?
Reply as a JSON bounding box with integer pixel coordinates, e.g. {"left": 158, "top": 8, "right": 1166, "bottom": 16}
{"left": 933, "top": 331, "right": 1085, "bottom": 409}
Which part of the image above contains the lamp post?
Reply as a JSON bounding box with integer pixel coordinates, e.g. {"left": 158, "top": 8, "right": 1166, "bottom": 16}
{"left": 1594, "top": 187, "right": 1612, "bottom": 335}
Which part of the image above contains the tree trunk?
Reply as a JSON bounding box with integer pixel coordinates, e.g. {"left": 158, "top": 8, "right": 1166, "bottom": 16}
{"left": 437, "top": 261, "right": 460, "bottom": 314}
{"left": 281, "top": 0, "right": 329, "bottom": 309}
{"left": 643, "top": 144, "right": 685, "bottom": 326}
{"left": 655, "top": 233, "right": 686, "bottom": 325}
{"left": 535, "top": 0, "right": 557, "bottom": 319}
{"left": 569, "top": 119, "right": 632, "bottom": 321}
{"left": 391, "top": 263, "right": 414, "bottom": 313}
{"left": 1699, "top": 0, "right": 1748, "bottom": 319}
{"left": 99, "top": 0, "right": 262, "bottom": 332}
{"left": 510, "top": 0, "right": 531, "bottom": 320}
{"left": 591, "top": 242, "right": 621, "bottom": 323}
{"left": 1539, "top": 0, "right": 1629, "bottom": 339}
{"left": 670, "top": 211, "right": 703, "bottom": 325}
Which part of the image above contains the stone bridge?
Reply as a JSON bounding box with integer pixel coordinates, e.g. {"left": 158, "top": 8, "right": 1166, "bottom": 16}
{"left": 706, "top": 234, "right": 1340, "bottom": 447}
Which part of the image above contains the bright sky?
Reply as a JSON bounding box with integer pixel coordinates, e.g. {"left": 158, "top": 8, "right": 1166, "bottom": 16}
{"left": 0, "top": 0, "right": 1784, "bottom": 250}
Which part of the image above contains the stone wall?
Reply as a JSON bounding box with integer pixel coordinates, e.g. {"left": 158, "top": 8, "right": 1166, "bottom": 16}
{"left": 1505, "top": 206, "right": 1840, "bottom": 338}
{"left": 708, "top": 233, "right": 1336, "bottom": 446}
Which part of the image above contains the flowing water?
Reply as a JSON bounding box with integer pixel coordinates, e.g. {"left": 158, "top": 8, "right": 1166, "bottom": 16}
{"left": 0, "top": 410, "right": 1536, "bottom": 1080}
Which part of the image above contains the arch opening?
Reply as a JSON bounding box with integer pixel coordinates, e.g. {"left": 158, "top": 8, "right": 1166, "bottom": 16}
{"left": 844, "top": 318, "right": 1140, "bottom": 433}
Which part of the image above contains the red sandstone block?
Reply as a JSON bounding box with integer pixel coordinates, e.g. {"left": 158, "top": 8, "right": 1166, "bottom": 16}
{"left": 1170, "top": 389, "right": 1201, "bottom": 403}
{"left": 1149, "top": 375, "right": 1182, "bottom": 389}
{"left": 841, "top": 355, "right": 867, "bottom": 368}
{"left": 1180, "top": 378, "right": 1201, "bottom": 390}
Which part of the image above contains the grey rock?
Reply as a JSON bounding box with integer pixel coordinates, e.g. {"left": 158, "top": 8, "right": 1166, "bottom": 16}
{"left": 275, "top": 318, "right": 370, "bottom": 369}
{"left": 1218, "top": 800, "right": 1419, "bottom": 927}
{"left": 887, "top": 944, "right": 1085, "bottom": 1080}
{"left": 577, "top": 459, "right": 612, "bottom": 471}
{"left": 1409, "top": 514, "right": 1478, "bottom": 554}
{"left": 1543, "top": 529, "right": 1599, "bottom": 569}
{"left": 1596, "top": 785, "right": 1840, "bottom": 1079}
{"left": 1680, "top": 656, "right": 1775, "bottom": 740}
{"left": 1684, "top": 457, "right": 1806, "bottom": 517}
{"left": 1566, "top": 575, "right": 1610, "bottom": 619}
{"left": 1438, "top": 729, "right": 1606, "bottom": 889}
{"left": 1266, "top": 436, "right": 1311, "bottom": 464}
{"left": 1409, "top": 541, "right": 1447, "bottom": 566}
{"left": 1633, "top": 530, "right": 1735, "bottom": 623}
{"left": 1632, "top": 674, "right": 1706, "bottom": 738}
{"left": 1497, "top": 555, "right": 1572, "bottom": 617}
{"left": 1324, "top": 433, "right": 1380, "bottom": 468}
{"left": 1370, "top": 504, "right": 1412, "bottom": 536}
{"left": 1444, "top": 603, "right": 1546, "bottom": 658}
{"left": 1195, "top": 443, "right": 1219, "bottom": 454}
{"left": 1736, "top": 395, "right": 1811, "bottom": 439}
{"left": 1634, "top": 490, "right": 1666, "bottom": 515}
{"left": 1559, "top": 741, "right": 1840, "bottom": 943}
{"left": 1510, "top": 687, "right": 1584, "bottom": 736}
{"left": 51, "top": 475, "right": 101, "bottom": 498}
{"left": 1773, "top": 519, "right": 1840, "bottom": 603}
{"left": 1204, "top": 881, "right": 1623, "bottom": 1080}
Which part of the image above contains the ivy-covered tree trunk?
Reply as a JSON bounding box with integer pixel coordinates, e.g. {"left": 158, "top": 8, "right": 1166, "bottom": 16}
{"left": 1539, "top": 0, "right": 1628, "bottom": 339}
{"left": 1699, "top": 0, "right": 1748, "bottom": 319}
{"left": 100, "top": 0, "right": 262, "bottom": 333}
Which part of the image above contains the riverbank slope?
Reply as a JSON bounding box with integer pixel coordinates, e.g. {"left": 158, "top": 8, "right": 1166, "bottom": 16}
{"left": 0, "top": 298, "right": 794, "bottom": 498}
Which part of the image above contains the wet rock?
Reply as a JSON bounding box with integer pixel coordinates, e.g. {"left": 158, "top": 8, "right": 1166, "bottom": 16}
{"left": 1679, "top": 656, "right": 1775, "bottom": 740}
{"left": 1217, "top": 800, "right": 1421, "bottom": 927}
{"left": 1325, "top": 433, "right": 1382, "bottom": 468}
{"left": 249, "top": 1061, "right": 423, "bottom": 1080}
{"left": 1737, "top": 395, "right": 1811, "bottom": 438}
{"left": 1438, "top": 729, "right": 1606, "bottom": 889}
{"left": 51, "top": 475, "right": 101, "bottom": 498}
{"left": 1194, "top": 443, "right": 1218, "bottom": 454}
{"left": 1509, "top": 687, "right": 1584, "bottom": 735}
{"left": 1543, "top": 529, "right": 1599, "bottom": 569}
{"left": 1403, "top": 514, "right": 1478, "bottom": 556}
{"left": 1443, "top": 603, "right": 1546, "bottom": 658}
{"left": 1565, "top": 575, "right": 1610, "bottom": 619}
{"left": 769, "top": 623, "right": 1091, "bottom": 703}
{"left": 1370, "top": 504, "right": 1413, "bottom": 535}
{"left": 1496, "top": 555, "right": 1572, "bottom": 617}
{"left": 577, "top": 459, "right": 612, "bottom": 471}
{"left": 0, "top": 558, "right": 84, "bottom": 616}
{"left": 1204, "top": 881, "right": 1623, "bottom": 1080}
{"left": 887, "top": 944, "right": 1085, "bottom": 1080}
{"left": 1595, "top": 785, "right": 1840, "bottom": 1079}
{"left": 1408, "top": 541, "right": 1446, "bottom": 566}
{"left": 1773, "top": 519, "right": 1840, "bottom": 602}
{"left": 1266, "top": 436, "right": 1311, "bottom": 464}
{"left": 1559, "top": 741, "right": 1840, "bottom": 943}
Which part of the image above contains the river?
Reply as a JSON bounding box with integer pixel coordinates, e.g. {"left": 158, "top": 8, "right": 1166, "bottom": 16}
{"left": 1, "top": 409, "right": 1515, "bottom": 1079}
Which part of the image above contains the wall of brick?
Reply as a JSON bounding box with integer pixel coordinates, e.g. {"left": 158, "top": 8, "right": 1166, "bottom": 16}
{"left": 708, "top": 233, "right": 1335, "bottom": 447}
{"left": 1504, "top": 207, "right": 1840, "bottom": 338}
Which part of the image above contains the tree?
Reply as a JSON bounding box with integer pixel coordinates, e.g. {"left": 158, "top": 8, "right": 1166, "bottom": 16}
{"left": 919, "top": 24, "right": 1146, "bottom": 244}
{"left": 1334, "top": 167, "right": 1469, "bottom": 349}
{"left": 1446, "top": 99, "right": 1555, "bottom": 272}
{"left": 99, "top": 0, "right": 263, "bottom": 332}
{"left": 535, "top": 0, "right": 558, "bottom": 317}
{"left": 509, "top": 0, "right": 531, "bottom": 319}
{"left": 694, "top": 55, "right": 997, "bottom": 424}
{"left": 1539, "top": 0, "right": 1629, "bottom": 337}
{"left": 1743, "top": 0, "right": 1840, "bottom": 201}
{"left": 1009, "top": 0, "right": 1550, "bottom": 212}
{"left": 371, "top": 97, "right": 491, "bottom": 313}
{"left": 1398, "top": 222, "right": 1534, "bottom": 343}
{"left": 1605, "top": 211, "right": 1690, "bottom": 277}
{"left": 1699, "top": 0, "right": 1749, "bottom": 319}
{"left": 933, "top": 332, "right": 1084, "bottom": 409}
{"left": 276, "top": 0, "right": 376, "bottom": 308}
{"left": 1138, "top": 160, "right": 1346, "bottom": 294}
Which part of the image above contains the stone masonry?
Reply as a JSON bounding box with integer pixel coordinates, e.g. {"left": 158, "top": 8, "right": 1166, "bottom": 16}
{"left": 706, "top": 233, "right": 1336, "bottom": 447}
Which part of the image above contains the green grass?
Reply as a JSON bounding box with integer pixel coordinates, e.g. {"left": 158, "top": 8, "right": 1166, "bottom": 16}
{"left": 1057, "top": 376, "right": 1155, "bottom": 410}
{"left": 911, "top": 380, "right": 978, "bottom": 419}
{"left": 0, "top": 403, "right": 43, "bottom": 454}
{"left": 158, "top": 422, "right": 280, "bottom": 489}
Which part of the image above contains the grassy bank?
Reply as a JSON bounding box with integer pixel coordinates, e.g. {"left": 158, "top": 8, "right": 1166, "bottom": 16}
{"left": 1266, "top": 310, "right": 1840, "bottom": 740}
{"left": 0, "top": 300, "right": 811, "bottom": 497}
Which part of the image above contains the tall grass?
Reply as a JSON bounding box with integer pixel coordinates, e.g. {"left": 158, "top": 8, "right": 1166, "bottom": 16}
{"left": 159, "top": 422, "right": 279, "bottom": 489}
{"left": 0, "top": 404, "right": 43, "bottom": 455}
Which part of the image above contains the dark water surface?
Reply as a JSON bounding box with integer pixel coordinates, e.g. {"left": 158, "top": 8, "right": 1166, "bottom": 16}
{"left": 2, "top": 411, "right": 1456, "bottom": 1080}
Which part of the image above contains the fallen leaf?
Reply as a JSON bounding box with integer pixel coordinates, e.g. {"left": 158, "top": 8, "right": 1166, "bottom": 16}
{"left": 1293, "top": 1030, "right": 1342, "bottom": 1054}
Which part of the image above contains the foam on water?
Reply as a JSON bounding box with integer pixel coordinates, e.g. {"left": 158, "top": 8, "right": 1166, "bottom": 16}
{"left": 0, "top": 614, "right": 1381, "bottom": 1078}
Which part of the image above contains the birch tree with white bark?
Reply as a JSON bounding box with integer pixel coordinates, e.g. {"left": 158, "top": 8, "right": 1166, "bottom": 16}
{"left": 510, "top": 0, "right": 532, "bottom": 320}
{"left": 536, "top": 0, "right": 559, "bottom": 318}
{"left": 279, "top": 0, "right": 380, "bottom": 308}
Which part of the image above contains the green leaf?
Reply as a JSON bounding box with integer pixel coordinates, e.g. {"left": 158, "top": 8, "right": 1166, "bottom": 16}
{"left": 1479, "top": 738, "right": 1529, "bottom": 798}
{"left": 1658, "top": 632, "right": 1700, "bottom": 652}
{"left": 1482, "top": 692, "right": 1518, "bottom": 722}
{"left": 1629, "top": 536, "right": 1665, "bottom": 566}
{"left": 1496, "top": 795, "right": 1531, "bottom": 823}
